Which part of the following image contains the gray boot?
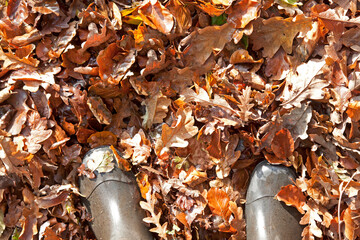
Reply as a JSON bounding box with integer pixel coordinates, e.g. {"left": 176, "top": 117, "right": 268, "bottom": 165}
{"left": 245, "top": 161, "right": 303, "bottom": 240}
{"left": 79, "top": 146, "right": 153, "bottom": 240}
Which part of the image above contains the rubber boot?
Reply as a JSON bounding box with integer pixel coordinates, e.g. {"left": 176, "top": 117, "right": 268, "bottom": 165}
{"left": 245, "top": 161, "right": 303, "bottom": 240}
{"left": 79, "top": 146, "right": 153, "bottom": 240}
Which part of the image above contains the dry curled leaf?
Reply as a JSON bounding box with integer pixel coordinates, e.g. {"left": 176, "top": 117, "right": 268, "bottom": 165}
{"left": 229, "top": 201, "right": 246, "bottom": 240}
{"left": 347, "top": 101, "right": 360, "bottom": 121}
{"left": 227, "top": 0, "right": 261, "bottom": 29}
{"left": 138, "top": 0, "right": 174, "bottom": 34}
{"left": 87, "top": 96, "right": 112, "bottom": 125}
{"left": 110, "top": 145, "right": 131, "bottom": 171}
{"left": 167, "top": 0, "right": 192, "bottom": 34}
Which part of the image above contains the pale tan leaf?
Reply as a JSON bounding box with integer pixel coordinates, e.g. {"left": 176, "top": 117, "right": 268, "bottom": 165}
{"left": 279, "top": 59, "right": 327, "bottom": 109}
{"left": 156, "top": 107, "right": 198, "bottom": 156}
{"left": 121, "top": 129, "right": 151, "bottom": 165}
{"left": 142, "top": 92, "right": 171, "bottom": 129}
{"left": 282, "top": 103, "right": 312, "bottom": 141}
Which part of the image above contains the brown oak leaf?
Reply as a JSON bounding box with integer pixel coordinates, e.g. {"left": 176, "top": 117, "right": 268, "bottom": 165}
{"left": 250, "top": 15, "right": 312, "bottom": 58}
{"left": 155, "top": 107, "right": 198, "bottom": 156}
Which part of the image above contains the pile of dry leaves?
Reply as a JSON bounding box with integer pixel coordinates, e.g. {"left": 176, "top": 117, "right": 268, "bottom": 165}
{"left": 1, "top": 0, "right": 360, "bottom": 239}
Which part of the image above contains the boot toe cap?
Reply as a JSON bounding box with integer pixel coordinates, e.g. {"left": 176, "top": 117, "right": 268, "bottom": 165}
{"left": 79, "top": 146, "right": 153, "bottom": 240}
{"left": 245, "top": 161, "right": 303, "bottom": 240}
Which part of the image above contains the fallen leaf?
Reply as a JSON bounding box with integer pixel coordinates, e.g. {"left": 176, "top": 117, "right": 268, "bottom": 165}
{"left": 110, "top": 145, "right": 131, "bottom": 171}
{"left": 344, "top": 207, "right": 355, "bottom": 240}
{"left": 227, "top": 0, "right": 260, "bottom": 29}
{"left": 43, "top": 227, "right": 63, "bottom": 240}
{"left": 300, "top": 202, "right": 324, "bottom": 239}
{"left": 196, "top": 0, "right": 227, "bottom": 17}
{"left": 183, "top": 168, "right": 207, "bottom": 187}
{"left": 142, "top": 92, "right": 171, "bottom": 129}
{"left": 181, "top": 87, "right": 240, "bottom": 122}
{"left": 271, "top": 128, "right": 294, "bottom": 159}
{"left": 80, "top": 21, "right": 113, "bottom": 53}
{"left": 155, "top": 107, "right": 198, "bottom": 156}
{"left": 230, "top": 49, "right": 263, "bottom": 64}
{"left": 207, "top": 187, "right": 231, "bottom": 220}
{"left": 250, "top": 15, "right": 312, "bottom": 58}
{"left": 282, "top": 103, "right": 312, "bottom": 141}
{"left": 341, "top": 27, "right": 360, "bottom": 52}
{"left": 36, "top": 191, "right": 70, "bottom": 209}
{"left": 216, "top": 134, "right": 241, "bottom": 179}
{"left": 121, "top": 129, "right": 152, "bottom": 165}
{"left": 347, "top": 101, "right": 360, "bottom": 121}
{"left": 136, "top": 172, "right": 151, "bottom": 199}
{"left": 96, "top": 43, "right": 136, "bottom": 83}
{"left": 186, "top": 137, "right": 214, "bottom": 170}
{"left": 86, "top": 148, "right": 115, "bottom": 173}
{"left": 276, "top": 184, "right": 306, "bottom": 214}
{"left": 265, "top": 48, "right": 290, "bottom": 80}
{"left": 138, "top": 0, "right": 174, "bottom": 34}
{"left": 237, "top": 86, "right": 254, "bottom": 122}
{"left": 87, "top": 131, "right": 118, "bottom": 148}
{"left": 87, "top": 96, "right": 112, "bottom": 125}
{"left": 279, "top": 58, "right": 327, "bottom": 109}
{"left": 31, "top": 0, "right": 60, "bottom": 15}
{"left": 167, "top": 0, "right": 192, "bottom": 34}
{"left": 76, "top": 128, "right": 96, "bottom": 144}
{"left": 206, "top": 128, "right": 223, "bottom": 159}
{"left": 109, "top": 2, "right": 122, "bottom": 30}
{"left": 0, "top": 45, "right": 39, "bottom": 69}
{"left": 263, "top": 151, "right": 290, "bottom": 165}
{"left": 181, "top": 23, "right": 235, "bottom": 66}
{"left": 229, "top": 201, "right": 246, "bottom": 240}
{"left": 140, "top": 193, "right": 168, "bottom": 239}
{"left": 9, "top": 65, "right": 61, "bottom": 92}
{"left": 7, "top": 0, "right": 28, "bottom": 26}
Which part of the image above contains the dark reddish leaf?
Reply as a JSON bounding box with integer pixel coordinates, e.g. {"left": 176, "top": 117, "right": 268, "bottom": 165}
{"left": 35, "top": 191, "right": 69, "bottom": 209}
{"left": 271, "top": 128, "right": 294, "bottom": 159}
{"left": 7, "top": 0, "right": 28, "bottom": 26}
{"left": 276, "top": 184, "right": 306, "bottom": 214}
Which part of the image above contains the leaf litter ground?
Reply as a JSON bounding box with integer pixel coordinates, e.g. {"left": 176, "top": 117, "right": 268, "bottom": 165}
{"left": 1, "top": 0, "right": 360, "bottom": 239}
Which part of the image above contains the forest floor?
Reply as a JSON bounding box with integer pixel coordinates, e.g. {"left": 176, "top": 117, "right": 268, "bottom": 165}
{"left": 1, "top": 0, "right": 360, "bottom": 239}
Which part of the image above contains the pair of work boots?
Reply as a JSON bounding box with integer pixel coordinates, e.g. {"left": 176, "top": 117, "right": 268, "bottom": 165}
{"left": 79, "top": 146, "right": 303, "bottom": 240}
